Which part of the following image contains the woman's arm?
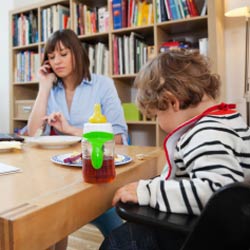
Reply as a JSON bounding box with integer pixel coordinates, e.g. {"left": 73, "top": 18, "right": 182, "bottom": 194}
{"left": 115, "top": 134, "right": 123, "bottom": 144}
{"left": 27, "top": 63, "right": 57, "bottom": 136}
{"left": 45, "top": 112, "right": 83, "bottom": 136}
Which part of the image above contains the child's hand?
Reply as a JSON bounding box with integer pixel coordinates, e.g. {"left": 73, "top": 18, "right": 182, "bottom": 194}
{"left": 112, "top": 182, "right": 139, "bottom": 206}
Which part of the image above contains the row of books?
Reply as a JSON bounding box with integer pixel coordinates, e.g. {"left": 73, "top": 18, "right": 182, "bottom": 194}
{"left": 73, "top": 4, "right": 109, "bottom": 36}
{"left": 112, "top": 0, "right": 154, "bottom": 30}
{"left": 156, "top": 0, "right": 207, "bottom": 22}
{"left": 82, "top": 42, "right": 109, "bottom": 75}
{"left": 13, "top": 38, "right": 207, "bottom": 82}
{"left": 14, "top": 51, "right": 40, "bottom": 82}
{"left": 112, "top": 32, "right": 154, "bottom": 75}
{"left": 12, "top": 11, "right": 38, "bottom": 47}
{"left": 41, "top": 5, "right": 70, "bottom": 42}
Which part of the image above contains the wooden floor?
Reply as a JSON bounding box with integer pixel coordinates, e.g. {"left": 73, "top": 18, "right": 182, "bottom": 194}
{"left": 67, "top": 224, "right": 104, "bottom": 250}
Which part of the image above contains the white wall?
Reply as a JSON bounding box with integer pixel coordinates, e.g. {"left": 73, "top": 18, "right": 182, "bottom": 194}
{"left": 224, "top": 0, "right": 250, "bottom": 121}
{"left": 0, "top": 1, "right": 14, "bottom": 133}
{"left": 0, "top": 0, "right": 249, "bottom": 133}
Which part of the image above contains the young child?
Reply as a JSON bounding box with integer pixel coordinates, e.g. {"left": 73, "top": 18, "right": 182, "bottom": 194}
{"left": 100, "top": 49, "right": 250, "bottom": 250}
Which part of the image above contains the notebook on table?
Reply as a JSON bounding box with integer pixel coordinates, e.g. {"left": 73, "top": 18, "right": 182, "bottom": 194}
{"left": 0, "top": 162, "right": 21, "bottom": 175}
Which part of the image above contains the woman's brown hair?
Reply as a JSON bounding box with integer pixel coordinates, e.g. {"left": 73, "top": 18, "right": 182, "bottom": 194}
{"left": 134, "top": 49, "right": 221, "bottom": 117}
{"left": 42, "top": 29, "right": 91, "bottom": 86}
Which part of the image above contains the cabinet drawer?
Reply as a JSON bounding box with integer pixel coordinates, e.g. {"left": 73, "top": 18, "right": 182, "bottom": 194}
{"left": 14, "top": 100, "right": 35, "bottom": 119}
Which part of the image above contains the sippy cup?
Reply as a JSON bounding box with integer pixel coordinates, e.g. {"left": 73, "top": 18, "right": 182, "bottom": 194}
{"left": 82, "top": 104, "right": 115, "bottom": 183}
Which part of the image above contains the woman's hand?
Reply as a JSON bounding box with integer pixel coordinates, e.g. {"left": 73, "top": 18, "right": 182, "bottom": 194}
{"left": 45, "top": 112, "right": 83, "bottom": 136}
{"left": 112, "top": 182, "right": 139, "bottom": 206}
{"left": 37, "top": 61, "right": 57, "bottom": 92}
{"left": 45, "top": 112, "right": 71, "bottom": 134}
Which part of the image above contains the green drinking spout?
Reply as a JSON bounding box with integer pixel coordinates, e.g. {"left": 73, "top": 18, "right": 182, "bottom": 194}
{"left": 83, "top": 131, "right": 114, "bottom": 169}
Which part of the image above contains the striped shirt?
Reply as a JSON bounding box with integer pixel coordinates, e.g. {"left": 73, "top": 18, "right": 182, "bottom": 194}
{"left": 137, "top": 103, "right": 250, "bottom": 215}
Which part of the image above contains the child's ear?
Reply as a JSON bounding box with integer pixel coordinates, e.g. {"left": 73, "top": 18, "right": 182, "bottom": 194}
{"left": 165, "top": 91, "right": 180, "bottom": 111}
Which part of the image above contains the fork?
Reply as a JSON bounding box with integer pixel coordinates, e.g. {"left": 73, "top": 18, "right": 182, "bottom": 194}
{"left": 33, "top": 120, "right": 47, "bottom": 137}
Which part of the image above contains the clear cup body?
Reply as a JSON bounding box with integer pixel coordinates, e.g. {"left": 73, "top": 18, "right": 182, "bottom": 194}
{"left": 82, "top": 138, "right": 115, "bottom": 183}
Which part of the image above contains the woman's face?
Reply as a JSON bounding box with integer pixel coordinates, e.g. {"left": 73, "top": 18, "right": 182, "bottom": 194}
{"left": 47, "top": 42, "right": 74, "bottom": 79}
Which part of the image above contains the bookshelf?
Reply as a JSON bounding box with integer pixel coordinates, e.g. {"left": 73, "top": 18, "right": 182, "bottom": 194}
{"left": 9, "top": 0, "right": 225, "bottom": 147}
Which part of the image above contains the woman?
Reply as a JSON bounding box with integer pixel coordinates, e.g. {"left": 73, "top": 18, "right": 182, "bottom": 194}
{"left": 28, "top": 29, "right": 128, "bottom": 249}
{"left": 28, "top": 29, "right": 128, "bottom": 144}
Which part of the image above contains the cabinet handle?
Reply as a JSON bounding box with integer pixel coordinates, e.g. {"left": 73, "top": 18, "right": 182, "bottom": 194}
{"left": 22, "top": 106, "right": 32, "bottom": 113}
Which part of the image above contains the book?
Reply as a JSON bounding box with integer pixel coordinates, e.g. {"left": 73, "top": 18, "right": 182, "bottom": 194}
{"left": 112, "top": 35, "right": 119, "bottom": 74}
{"left": 127, "top": 0, "right": 134, "bottom": 27}
{"left": 52, "top": 5, "right": 59, "bottom": 33}
{"left": 12, "top": 15, "right": 19, "bottom": 46}
{"left": 164, "top": 0, "right": 172, "bottom": 20}
{"left": 122, "top": 0, "right": 128, "bottom": 28}
{"left": 86, "top": 8, "right": 91, "bottom": 34}
{"left": 140, "top": 0, "right": 151, "bottom": 25}
{"left": 112, "top": 0, "right": 122, "bottom": 29}
{"left": 57, "top": 4, "right": 70, "bottom": 30}
{"left": 90, "top": 11, "right": 97, "bottom": 33}
{"left": 173, "top": 0, "right": 182, "bottom": 19}
{"left": 103, "top": 49, "right": 109, "bottom": 75}
{"left": 87, "top": 44, "right": 95, "bottom": 73}
{"left": 137, "top": 0, "right": 144, "bottom": 25}
{"left": 180, "top": 0, "right": 190, "bottom": 18}
{"left": 129, "top": 32, "right": 144, "bottom": 73}
{"left": 118, "top": 36, "right": 124, "bottom": 74}
{"left": 159, "top": 0, "right": 168, "bottom": 22}
{"left": 78, "top": 3, "right": 84, "bottom": 35}
{"left": 133, "top": 2, "right": 139, "bottom": 26}
{"left": 168, "top": 0, "right": 180, "bottom": 20}
{"left": 98, "top": 6, "right": 107, "bottom": 32}
{"left": 148, "top": 2, "right": 154, "bottom": 24}
{"left": 155, "top": 0, "right": 161, "bottom": 23}
{"left": 28, "top": 10, "right": 38, "bottom": 43}
{"left": 200, "top": 0, "right": 207, "bottom": 16}
{"left": 123, "top": 35, "right": 129, "bottom": 74}
{"left": 177, "top": 0, "right": 185, "bottom": 19}
{"left": 135, "top": 39, "right": 142, "bottom": 72}
{"left": 129, "top": 32, "right": 135, "bottom": 73}
{"left": 186, "top": 0, "right": 199, "bottom": 17}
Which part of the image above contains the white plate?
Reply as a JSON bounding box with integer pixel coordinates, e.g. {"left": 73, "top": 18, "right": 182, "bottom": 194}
{"left": 115, "top": 154, "right": 133, "bottom": 166}
{"left": 26, "top": 136, "right": 81, "bottom": 148}
{"left": 51, "top": 153, "right": 132, "bottom": 167}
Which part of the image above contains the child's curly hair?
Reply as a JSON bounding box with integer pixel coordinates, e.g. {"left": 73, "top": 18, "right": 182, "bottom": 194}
{"left": 134, "top": 49, "right": 221, "bottom": 117}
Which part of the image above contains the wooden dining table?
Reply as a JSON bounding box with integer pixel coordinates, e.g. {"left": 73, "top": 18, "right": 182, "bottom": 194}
{"left": 0, "top": 142, "right": 165, "bottom": 250}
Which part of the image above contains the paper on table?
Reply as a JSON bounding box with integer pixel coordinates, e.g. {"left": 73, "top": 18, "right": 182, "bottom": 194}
{"left": 0, "top": 162, "right": 22, "bottom": 175}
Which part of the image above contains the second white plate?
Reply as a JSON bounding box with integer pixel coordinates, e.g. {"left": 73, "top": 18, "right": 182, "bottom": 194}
{"left": 51, "top": 153, "right": 132, "bottom": 167}
{"left": 26, "top": 136, "right": 82, "bottom": 148}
